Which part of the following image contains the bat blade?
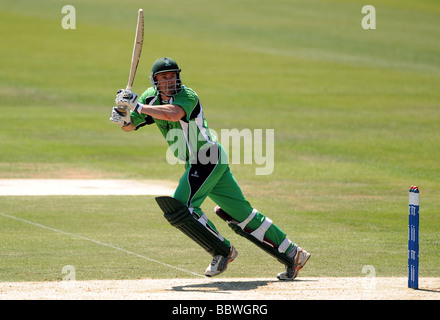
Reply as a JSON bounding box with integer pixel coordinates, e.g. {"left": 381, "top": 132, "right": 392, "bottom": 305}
{"left": 126, "top": 9, "right": 144, "bottom": 91}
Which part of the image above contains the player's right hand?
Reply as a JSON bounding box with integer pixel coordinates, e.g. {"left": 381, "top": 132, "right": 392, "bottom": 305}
{"left": 109, "top": 106, "right": 131, "bottom": 127}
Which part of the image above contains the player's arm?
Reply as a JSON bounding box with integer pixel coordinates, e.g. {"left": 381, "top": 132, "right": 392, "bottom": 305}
{"left": 110, "top": 103, "right": 185, "bottom": 131}
{"left": 116, "top": 103, "right": 185, "bottom": 131}
{"left": 134, "top": 103, "right": 186, "bottom": 122}
{"left": 114, "top": 89, "right": 186, "bottom": 122}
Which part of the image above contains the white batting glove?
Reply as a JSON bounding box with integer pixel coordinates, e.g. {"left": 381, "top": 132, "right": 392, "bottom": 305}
{"left": 109, "top": 106, "right": 131, "bottom": 127}
{"left": 115, "top": 89, "right": 142, "bottom": 113}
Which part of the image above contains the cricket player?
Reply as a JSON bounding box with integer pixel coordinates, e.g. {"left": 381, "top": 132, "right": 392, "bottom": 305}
{"left": 110, "top": 57, "right": 310, "bottom": 279}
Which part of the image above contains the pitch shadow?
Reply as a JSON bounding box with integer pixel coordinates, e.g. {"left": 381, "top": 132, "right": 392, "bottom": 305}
{"left": 170, "top": 280, "right": 274, "bottom": 294}
{"left": 170, "top": 278, "right": 317, "bottom": 294}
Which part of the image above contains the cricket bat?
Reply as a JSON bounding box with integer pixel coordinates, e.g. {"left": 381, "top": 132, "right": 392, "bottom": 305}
{"left": 118, "top": 9, "right": 144, "bottom": 113}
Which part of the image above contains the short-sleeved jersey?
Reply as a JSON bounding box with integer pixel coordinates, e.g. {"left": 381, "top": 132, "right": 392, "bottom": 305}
{"left": 130, "top": 86, "right": 218, "bottom": 163}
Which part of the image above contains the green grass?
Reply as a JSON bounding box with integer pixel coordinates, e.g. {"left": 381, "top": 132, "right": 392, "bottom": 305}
{"left": 0, "top": 0, "right": 439, "bottom": 281}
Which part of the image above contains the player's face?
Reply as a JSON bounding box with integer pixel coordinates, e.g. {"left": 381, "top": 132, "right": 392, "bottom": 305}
{"left": 155, "top": 71, "right": 178, "bottom": 97}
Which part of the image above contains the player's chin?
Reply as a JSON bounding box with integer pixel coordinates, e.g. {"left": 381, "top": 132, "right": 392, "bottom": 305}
{"left": 165, "top": 88, "right": 176, "bottom": 96}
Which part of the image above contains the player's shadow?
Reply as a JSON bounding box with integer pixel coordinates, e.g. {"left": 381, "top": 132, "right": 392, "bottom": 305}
{"left": 170, "top": 280, "right": 275, "bottom": 294}
{"left": 170, "top": 278, "right": 316, "bottom": 294}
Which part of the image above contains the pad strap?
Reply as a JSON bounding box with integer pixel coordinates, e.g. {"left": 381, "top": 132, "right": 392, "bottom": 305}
{"left": 197, "top": 212, "right": 224, "bottom": 241}
{"left": 278, "top": 238, "right": 292, "bottom": 253}
{"left": 237, "top": 209, "right": 258, "bottom": 230}
{"left": 197, "top": 212, "right": 208, "bottom": 227}
{"left": 237, "top": 209, "right": 273, "bottom": 243}
{"left": 250, "top": 217, "right": 273, "bottom": 242}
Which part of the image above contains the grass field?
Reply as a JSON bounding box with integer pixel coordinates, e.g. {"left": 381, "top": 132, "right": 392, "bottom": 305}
{"left": 0, "top": 0, "right": 439, "bottom": 283}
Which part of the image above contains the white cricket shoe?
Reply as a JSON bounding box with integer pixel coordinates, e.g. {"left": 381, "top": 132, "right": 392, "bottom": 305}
{"left": 205, "top": 246, "right": 238, "bottom": 277}
{"left": 277, "top": 246, "right": 311, "bottom": 281}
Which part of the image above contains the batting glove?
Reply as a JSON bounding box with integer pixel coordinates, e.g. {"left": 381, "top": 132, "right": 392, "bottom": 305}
{"left": 109, "top": 106, "right": 131, "bottom": 127}
{"left": 115, "top": 89, "right": 142, "bottom": 113}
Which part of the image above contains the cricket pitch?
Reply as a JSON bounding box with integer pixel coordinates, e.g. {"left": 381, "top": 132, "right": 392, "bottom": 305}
{"left": 0, "top": 277, "right": 438, "bottom": 300}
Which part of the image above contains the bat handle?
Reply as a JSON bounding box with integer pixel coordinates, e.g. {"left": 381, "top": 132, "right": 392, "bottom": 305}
{"left": 117, "top": 105, "right": 128, "bottom": 114}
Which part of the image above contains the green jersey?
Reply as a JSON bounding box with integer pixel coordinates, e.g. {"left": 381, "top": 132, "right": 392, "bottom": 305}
{"left": 130, "top": 86, "right": 218, "bottom": 163}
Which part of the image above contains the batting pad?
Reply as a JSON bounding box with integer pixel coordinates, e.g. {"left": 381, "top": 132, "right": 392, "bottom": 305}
{"left": 215, "top": 206, "right": 294, "bottom": 267}
{"left": 155, "top": 196, "right": 231, "bottom": 257}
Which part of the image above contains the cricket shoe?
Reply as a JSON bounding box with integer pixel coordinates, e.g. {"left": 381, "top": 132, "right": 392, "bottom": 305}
{"left": 277, "top": 246, "right": 311, "bottom": 281}
{"left": 205, "top": 246, "right": 238, "bottom": 277}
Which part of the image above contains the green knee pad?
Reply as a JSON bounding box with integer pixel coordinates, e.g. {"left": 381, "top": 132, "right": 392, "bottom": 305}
{"left": 156, "top": 196, "right": 230, "bottom": 257}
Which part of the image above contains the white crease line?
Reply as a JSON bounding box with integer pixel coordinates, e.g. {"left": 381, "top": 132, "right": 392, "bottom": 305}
{"left": 0, "top": 212, "right": 204, "bottom": 278}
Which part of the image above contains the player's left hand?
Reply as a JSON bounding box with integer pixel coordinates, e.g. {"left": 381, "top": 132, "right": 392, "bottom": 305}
{"left": 115, "top": 89, "right": 139, "bottom": 110}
